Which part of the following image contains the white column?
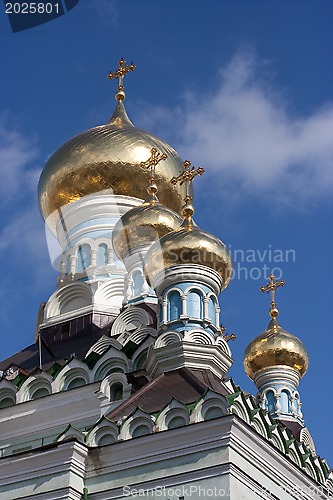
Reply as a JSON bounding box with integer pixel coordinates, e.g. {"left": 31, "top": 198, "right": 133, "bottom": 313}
{"left": 91, "top": 249, "right": 97, "bottom": 268}
{"left": 70, "top": 255, "right": 77, "bottom": 277}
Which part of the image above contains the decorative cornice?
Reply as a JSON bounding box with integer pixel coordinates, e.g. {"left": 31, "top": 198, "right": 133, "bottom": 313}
{"left": 145, "top": 341, "right": 233, "bottom": 379}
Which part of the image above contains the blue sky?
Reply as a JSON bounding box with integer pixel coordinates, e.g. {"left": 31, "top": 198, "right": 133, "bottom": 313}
{"left": 0, "top": 0, "right": 332, "bottom": 465}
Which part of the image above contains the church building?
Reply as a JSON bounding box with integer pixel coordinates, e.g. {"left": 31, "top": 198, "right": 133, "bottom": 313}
{"left": 0, "top": 59, "right": 331, "bottom": 499}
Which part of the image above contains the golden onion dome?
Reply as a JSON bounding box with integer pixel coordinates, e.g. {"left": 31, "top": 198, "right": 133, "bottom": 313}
{"left": 144, "top": 220, "right": 233, "bottom": 289}
{"left": 243, "top": 317, "right": 309, "bottom": 380}
{"left": 112, "top": 190, "right": 183, "bottom": 261}
{"left": 38, "top": 101, "right": 189, "bottom": 231}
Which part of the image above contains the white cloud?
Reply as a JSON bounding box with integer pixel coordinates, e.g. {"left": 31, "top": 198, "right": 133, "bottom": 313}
{"left": 0, "top": 204, "right": 56, "bottom": 284}
{"left": 136, "top": 52, "right": 333, "bottom": 206}
{"left": 0, "top": 117, "right": 40, "bottom": 204}
{"left": 0, "top": 118, "right": 57, "bottom": 288}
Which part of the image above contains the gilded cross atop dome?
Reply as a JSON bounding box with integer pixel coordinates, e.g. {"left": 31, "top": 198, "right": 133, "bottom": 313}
{"left": 260, "top": 274, "right": 285, "bottom": 320}
{"left": 107, "top": 58, "right": 136, "bottom": 102}
{"left": 170, "top": 160, "right": 205, "bottom": 187}
{"left": 139, "top": 148, "right": 168, "bottom": 203}
{"left": 170, "top": 160, "right": 205, "bottom": 229}
{"left": 140, "top": 147, "right": 168, "bottom": 183}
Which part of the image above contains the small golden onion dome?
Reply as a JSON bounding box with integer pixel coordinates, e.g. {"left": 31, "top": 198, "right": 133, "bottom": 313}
{"left": 112, "top": 193, "right": 183, "bottom": 261}
{"left": 144, "top": 223, "right": 233, "bottom": 289}
{"left": 243, "top": 318, "right": 309, "bottom": 380}
{"left": 38, "top": 101, "right": 189, "bottom": 231}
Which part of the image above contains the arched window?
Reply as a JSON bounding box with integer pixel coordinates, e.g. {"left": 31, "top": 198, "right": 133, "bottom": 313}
{"left": 208, "top": 297, "right": 216, "bottom": 323}
{"left": 280, "top": 390, "right": 290, "bottom": 413}
{"left": 204, "top": 406, "right": 224, "bottom": 421}
{"left": 168, "top": 416, "right": 186, "bottom": 430}
{"left": 187, "top": 291, "right": 202, "bottom": 318}
{"left": 266, "top": 390, "right": 276, "bottom": 414}
{"left": 132, "top": 424, "right": 150, "bottom": 438}
{"left": 77, "top": 244, "right": 91, "bottom": 272}
{"left": 98, "top": 434, "right": 116, "bottom": 446}
{"left": 294, "top": 393, "right": 299, "bottom": 413}
{"left": 168, "top": 291, "right": 182, "bottom": 321}
{"left": 31, "top": 387, "right": 50, "bottom": 400}
{"left": 133, "top": 271, "right": 144, "bottom": 297}
{"left": 0, "top": 397, "right": 15, "bottom": 409}
{"left": 67, "top": 377, "right": 86, "bottom": 390}
{"left": 110, "top": 382, "right": 123, "bottom": 401}
{"left": 97, "top": 243, "right": 108, "bottom": 267}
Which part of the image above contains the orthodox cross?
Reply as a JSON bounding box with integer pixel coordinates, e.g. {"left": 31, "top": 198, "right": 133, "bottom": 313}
{"left": 140, "top": 147, "right": 168, "bottom": 185}
{"left": 170, "top": 160, "right": 205, "bottom": 206}
{"left": 107, "top": 58, "right": 136, "bottom": 100}
{"left": 220, "top": 324, "right": 237, "bottom": 342}
{"left": 260, "top": 273, "right": 285, "bottom": 318}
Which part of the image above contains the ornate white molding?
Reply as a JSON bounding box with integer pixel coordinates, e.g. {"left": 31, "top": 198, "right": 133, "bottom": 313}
{"left": 145, "top": 341, "right": 233, "bottom": 379}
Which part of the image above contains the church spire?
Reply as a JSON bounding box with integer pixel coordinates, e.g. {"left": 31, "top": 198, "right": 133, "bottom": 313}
{"left": 243, "top": 273, "right": 309, "bottom": 425}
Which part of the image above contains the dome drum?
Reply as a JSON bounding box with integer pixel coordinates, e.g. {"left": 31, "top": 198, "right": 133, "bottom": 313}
{"left": 150, "top": 264, "right": 224, "bottom": 297}
{"left": 253, "top": 365, "right": 301, "bottom": 391}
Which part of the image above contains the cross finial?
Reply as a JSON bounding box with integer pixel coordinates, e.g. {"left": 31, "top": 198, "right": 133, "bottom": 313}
{"left": 260, "top": 274, "right": 285, "bottom": 319}
{"left": 170, "top": 160, "right": 205, "bottom": 228}
{"left": 170, "top": 160, "right": 205, "bottom": 189}
{"left": 220, "top": 324, "right": 237, "bottom": 342}
{"left": 107, "top": 58, "right": 136, "bottom": 102}
{"left": 139, "top": 148, "right": 168, "bottom": 201}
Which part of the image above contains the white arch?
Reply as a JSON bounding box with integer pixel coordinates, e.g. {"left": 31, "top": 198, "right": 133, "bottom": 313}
{"left": 93, "top": 349, "right": 129, "bottom": 382}
{"left": 155, "top": 331, "right": 182, "bottom": 348}
{"left": 86, "top": 418, "right": 119, "bottom": 447}
{"left": 45, "top": 282, "right": 93, "bottom": 318}
{"left": 94, "top": 279, "right": 124, "bottom": 311}
{"left": 111, "top": 306, "right": 152, "bottom": 336}
{"left": 270, "top": 431, "right": 285, "bottom": 453}
{"left": 191, "top": 391, "right": 228, "bottom": 423}
{"left": 184, "top": 329, "right": 214, "bottom": 345}
{"left": 0, "top": 380, "right": 17, "bottom": 408}
{"left": 52, "top": 359, "right": 91, "bottom": 392}
{"left": 99, "top": 373, "right": 131, "bottom": 402}
{"left": 17, "top": 372, "right": 53, "bottom": 403}
{"left": 251, "top": 417, "right": 268, "bottom": 440}
{"left": 119, "top": 408, "right": 154, "bottom": 441}
{"left": 156, "top": 400, "right": 189, "bottom": 431}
